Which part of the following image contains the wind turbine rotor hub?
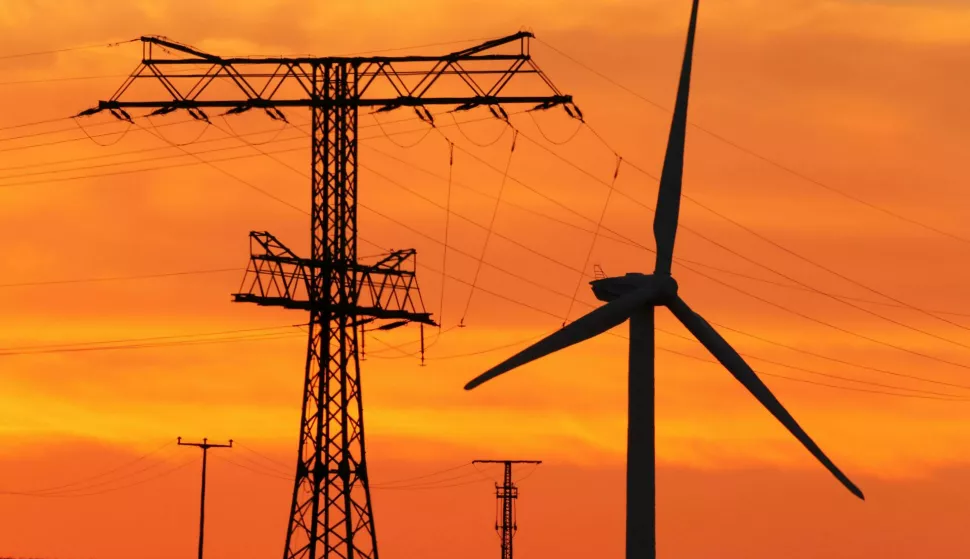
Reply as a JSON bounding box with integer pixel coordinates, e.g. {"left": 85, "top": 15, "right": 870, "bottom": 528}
{"left": 590, "top": 273, "right": 678, "bottom": 304}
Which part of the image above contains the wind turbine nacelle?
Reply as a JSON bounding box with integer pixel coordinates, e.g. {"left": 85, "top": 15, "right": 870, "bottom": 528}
{"left": 590, "top": 273, "right": 678, "bottom": 304}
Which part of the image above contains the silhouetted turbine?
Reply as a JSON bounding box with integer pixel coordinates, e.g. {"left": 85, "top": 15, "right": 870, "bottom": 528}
{"left": 464, "top": 1, "right": 864, "bottom": 557}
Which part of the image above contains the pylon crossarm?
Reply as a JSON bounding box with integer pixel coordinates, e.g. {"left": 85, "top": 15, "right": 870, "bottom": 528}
{"left": 77, "top": 33, "right": 576, "bottom": 122}
{"left": 233, "top": 233, "right": 435, "bottom": 326}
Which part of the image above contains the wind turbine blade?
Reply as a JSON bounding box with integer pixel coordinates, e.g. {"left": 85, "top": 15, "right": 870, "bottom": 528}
{"left": 653, "top": 0, "right": 699, "bottom": 276}
{"left": 465, "top": 285, "right": 660, "bottom": 390}
{"left": 666, "top": 295, "right": 865, "bottom": 500}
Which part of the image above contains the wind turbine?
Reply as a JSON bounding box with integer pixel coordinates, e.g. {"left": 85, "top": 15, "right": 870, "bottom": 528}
{"left": 463, "top": 1, "right": 865, "bottom": 557}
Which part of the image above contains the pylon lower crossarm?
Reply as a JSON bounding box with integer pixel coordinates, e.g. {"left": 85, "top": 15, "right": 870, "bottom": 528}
{"left": 233, "top": 232, "right": 436, "bottom": 326}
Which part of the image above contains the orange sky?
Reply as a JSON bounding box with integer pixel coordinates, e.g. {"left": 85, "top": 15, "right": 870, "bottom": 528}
{"left": 3, "top": 0, "right": 970, "bottom": 557}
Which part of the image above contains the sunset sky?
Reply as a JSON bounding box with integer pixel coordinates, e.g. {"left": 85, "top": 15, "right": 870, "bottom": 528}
{"left": 3, "top": 0, "right": 970, "bottom": 557}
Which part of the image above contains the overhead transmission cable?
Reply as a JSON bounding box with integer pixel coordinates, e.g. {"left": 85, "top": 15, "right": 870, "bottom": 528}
{"left": 564, "top": 153, "right": 622, "bottom": 324}
{"left": 211, "top": 108, "right": 970, "bottom": 394}
{"left": 467, "top": 120, "right": 970, "bottom": 369}
{"left": 52, "top": 105, "right": 968, "bottom": 399}
{"left": 532, "top": 36, "right": 970, "bottom": 245}
{"left": 575, "top": 124, "right": 970, "bottom": 339}
{"left": 0, "top": 38, "right": 139, "bottom": 61}
{"left": 438, "top": 141, "right": 455, "bottom": 330}
{"left": 361, "top": 140, "right": 968, "bottom": 320}
{"left": 0, "top": 439, "right": 175, "bottom": 496}
{"left": 458, "top": 127, "right": 517, "bottom": 326}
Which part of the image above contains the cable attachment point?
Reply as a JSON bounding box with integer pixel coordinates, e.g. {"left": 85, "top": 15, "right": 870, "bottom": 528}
{"left": 562, "top": 103, "right": 586, "bottom": 122}
{"left": 488, "top": 104, "right": 510, "bottom": 123}
{"left": 150, "top": 105, "right": 178, "bottom": 117}
{"left": 224, "top": 104, "right": 253, "bottom": 116}
{"left": 528, "top": 100, "right": 559, "bottom": 112}
{"left": 452, "top": 101, "right": 479, "bottom": 113}
{"left": 414, "top": 106, "right": 436, "bottom": 126}
{"left": 266, "top": 107, "right": 288, "bottom": 123}
{"left": 75, "top": 106, "right": 103, "bottom": 118}
{"left": 374, "top": 102, "right": 402, "bottom": 114}
{"left": 108, "top": 108, "right": 133, "bottom": 122}
{"left": 187, "top": 108, "right": 210, "bottom": 123}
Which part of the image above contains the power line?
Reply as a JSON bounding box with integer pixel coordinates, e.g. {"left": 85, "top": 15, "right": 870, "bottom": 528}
{"left": 533, "top": 37, "right": 970, "bottom": 245}
{"left": 222, "top": 118, "right": 584, "bottom": 306}
{"left": 507, "top": 122, "right": 970, "bottom": 365}
{"left": 233, "top": 441, "right": 292, "bottom": 471}
{"left": 0, "top": 115, "right": 75, "bottom": 133}
{"left": 371, "top": 469, "right": 487, "bottom": 489}
{"left": 0, "top": 445, "right": 199, "bottom": 499}
{"left": 0, "top": 325, "right": 302, "bottom": 357}
{"left": 245, "top": 118, "right": 970, "bottom": 394}
{"left": 0, "top": 439, "right": 175, "bottom": 496}
{"left": 660, "top": 345, "right": 967, "bottom": 402}
{"left": 11, "top": 109, "right": 937, "bottom": 333}
{"left": 12, "top": 118, "right": 932, "bottom": 326}
{"left": 0, "top": 324, "right": 299, "bottom": 352}
{"left": 679, "top": 262, "right": 970, "bottom": 372}
{"left": 674, "top": 189, "right": 970, "bottom": 335}
{"left": 577, "top": 126, "right": 970, "bottom": 339}
{"left": 0, "top": 74, "right": 124, "bottom": 86}
{"left": 0, "top": 267, "right": 240, "bottom": 288}
{"left": 0, "top": 113, "right": 191, "bottom": 145}
{"left": 361, "top": 136, "right": 970, "bottom": 323}
{"left": 0, "top": 113, "right": 513, "bottom": 190}
{"left": 0, "top": 135, "right": 301, "bottom": 181}
{"left": 654, "top": 328, "right": 970, "bottom": 398}
{"left": 371, "top": 478, "right": 493, "bottom": 491}
{"left": 214, "top": 454, "right": 291, "bottom": 481}
{"left": 130, "top": 120, "right": 307, "bottom": 214}
{"left": 38, "top": 99, "right": 964, "bottom": 400}
{"left": 413, "top": 257, "right": 968, "bottom": 400}
{"left": 366, "top": 462, "right": 474, "bottom": 486}
{"left": 131, "top": 114, "right": 970, "bottom": 392}
{"left": 0, "top": 142, "right": 304, "bottom": 189}
{"left": 0, "top": 38, "right": 139, "bottom": 61}
{"left": 3, "top": 460, "right": 196, "bottom": 498}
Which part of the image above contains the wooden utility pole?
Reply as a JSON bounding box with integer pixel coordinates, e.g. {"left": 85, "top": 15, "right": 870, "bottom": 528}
{"left": 178, "top": 436, "right": 233, "bottom": 559}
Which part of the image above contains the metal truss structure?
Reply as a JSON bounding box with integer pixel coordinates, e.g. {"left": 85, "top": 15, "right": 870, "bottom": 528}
{"left": 80, "top": 32, "right": 574, "bottom": 559}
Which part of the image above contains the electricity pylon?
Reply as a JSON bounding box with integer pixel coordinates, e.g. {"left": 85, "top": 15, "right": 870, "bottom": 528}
{"left": 178, "top": 437, "right": 233, "bottom": 559}
{"left": 79, "top": 34, "right": 575, "bottom": 559}
{"left": 473, "top": 460, "right": 541, "bottom": 559}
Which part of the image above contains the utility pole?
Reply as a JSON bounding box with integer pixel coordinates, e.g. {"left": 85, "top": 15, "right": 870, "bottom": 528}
{"left": 178, "top": 437, "right": 233, "bottom": 559}
{"left": 473, "top": 460, "right": 541, "bottom": 559}
{"left": 80, "top": 35, "right": 575, "bottom": 559}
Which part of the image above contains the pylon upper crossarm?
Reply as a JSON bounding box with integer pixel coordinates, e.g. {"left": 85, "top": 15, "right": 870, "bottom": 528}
{"left": 77, "top": 33, "right": 577, "bottom": 121}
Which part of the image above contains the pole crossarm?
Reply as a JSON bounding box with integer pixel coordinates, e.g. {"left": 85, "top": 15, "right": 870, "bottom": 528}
{"left": 178, "top": 437, "right": 234, "bottom": 450}
{"left": 232, "top": 231, "right": 436, "bottom": 326}
{"left": 77, "top": 32, "right": 576, "bottom": 123}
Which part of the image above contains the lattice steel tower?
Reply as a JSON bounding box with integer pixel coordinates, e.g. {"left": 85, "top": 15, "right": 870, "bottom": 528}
{"left": 79, "top": 34, "right": 574, "bottom": 559}
{"left": 473, "top": 460, "right": 542, "bottom": 559}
